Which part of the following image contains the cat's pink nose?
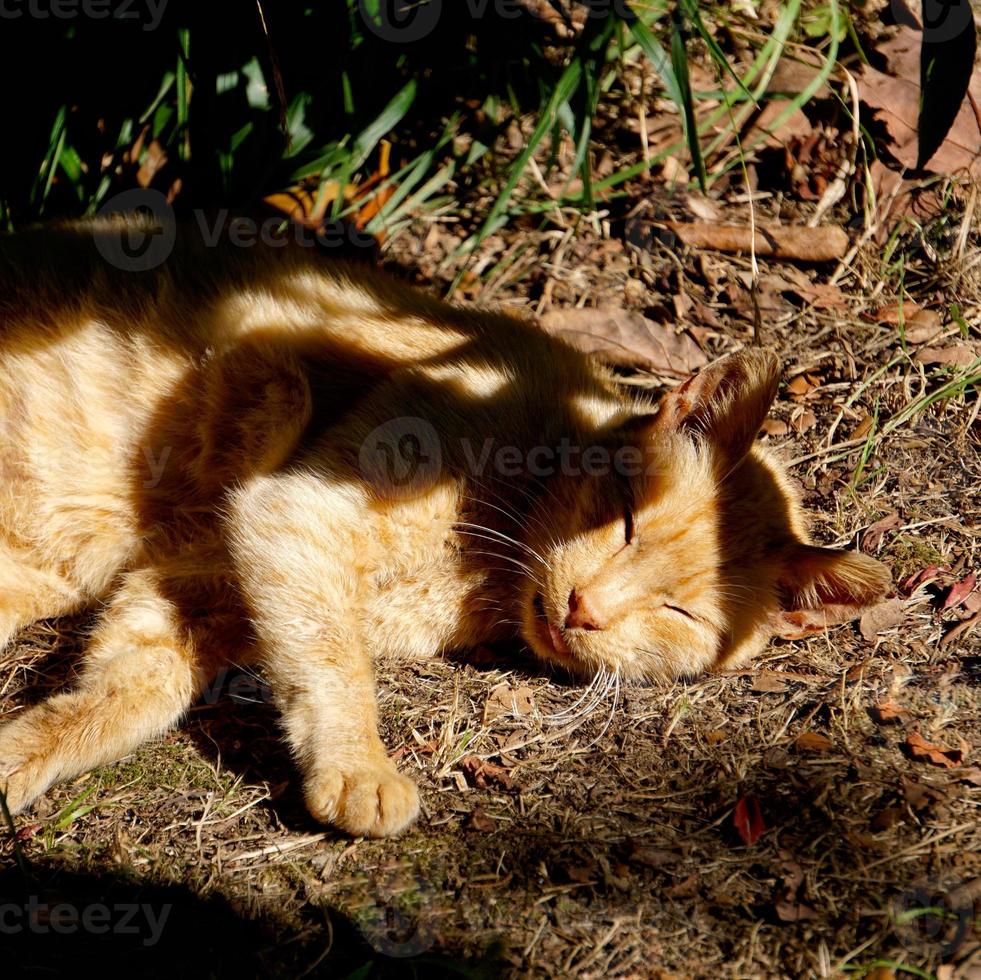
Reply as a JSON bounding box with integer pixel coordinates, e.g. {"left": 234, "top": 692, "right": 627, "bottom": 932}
{"left": 565, "top": 589, "right": 605, "bottom": 631}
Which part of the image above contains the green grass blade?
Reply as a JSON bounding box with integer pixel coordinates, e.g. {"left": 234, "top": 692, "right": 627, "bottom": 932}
{"left": 31, "top": 105, "right": 68, "bottom": 214}
{"left": 457, "top": 58, "right": 583, "bottom": 290}
{"left": 669, "top": 4, "right": 707, "bottom": 191}
{"left": 680, "top": 0, "right": 753, "bottom": 100}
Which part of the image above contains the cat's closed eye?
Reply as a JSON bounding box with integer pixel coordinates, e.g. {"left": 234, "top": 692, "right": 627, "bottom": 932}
{"left": 663, "top": 604, "right": 697, "bottom": 622}
{"left": 623, "top": 506, "right": 635, "bottom": 544}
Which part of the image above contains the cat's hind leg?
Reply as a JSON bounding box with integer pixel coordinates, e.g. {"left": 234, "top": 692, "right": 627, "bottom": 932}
{"left": 0, "top": 567, "right": 210, "bottom": 815}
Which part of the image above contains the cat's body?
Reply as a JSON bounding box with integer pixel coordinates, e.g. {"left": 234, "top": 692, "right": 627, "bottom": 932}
{"left": 0, "top": 219, "right": 889, "bottom": 836}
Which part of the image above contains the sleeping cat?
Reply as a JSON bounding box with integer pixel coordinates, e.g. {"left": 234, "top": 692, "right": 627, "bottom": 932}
{"left": 0, "top": 218, "right": 890, "bottom": 837}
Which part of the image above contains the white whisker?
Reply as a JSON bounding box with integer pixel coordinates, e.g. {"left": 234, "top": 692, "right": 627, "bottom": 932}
{"left": 586, "top": 667, "right": 620, "bottom": 748}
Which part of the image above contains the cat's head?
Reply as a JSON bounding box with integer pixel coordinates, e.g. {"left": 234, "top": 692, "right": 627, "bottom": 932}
{"left": 520, "top": 350, "right": 891, "bottom": 682}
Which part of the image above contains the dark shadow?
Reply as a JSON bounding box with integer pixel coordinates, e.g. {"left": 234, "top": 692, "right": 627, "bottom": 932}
{"left": 0, "top": 861, "right": 502, "bottom": 978}
{"left": 0, "top": 3, "right": 617, "bottom": 224}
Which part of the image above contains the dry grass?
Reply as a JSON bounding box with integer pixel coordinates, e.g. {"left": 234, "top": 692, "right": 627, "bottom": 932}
{"left": 2, "top": 171, "right": 981, "bottom": 980}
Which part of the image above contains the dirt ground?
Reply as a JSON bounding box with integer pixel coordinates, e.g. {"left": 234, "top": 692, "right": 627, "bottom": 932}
{"left": 3, "top": 19, "right": 981, "bottom": 980}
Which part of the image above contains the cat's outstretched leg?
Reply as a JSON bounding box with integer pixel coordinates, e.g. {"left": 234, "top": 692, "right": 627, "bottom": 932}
{"left": 227, "top": 474, "right": 420, "bottom": 838}
{"left": 0, "top": 568, "right": 208, "bottom": 815}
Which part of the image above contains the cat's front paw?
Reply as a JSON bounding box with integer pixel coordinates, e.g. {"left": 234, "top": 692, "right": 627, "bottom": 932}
{"left": 304, "top": 760, "right": 420, "bottom": 838}
{"left": 0, "top": 736, "right": 45, "bottom": 817}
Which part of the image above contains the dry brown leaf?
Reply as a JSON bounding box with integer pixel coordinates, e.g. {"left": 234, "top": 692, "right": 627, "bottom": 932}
{"left": 136, "top": 139, "right": 168, "bottom": 189}
{"left": 664, "top": 221, "right": 849, "bottom": 262}
{"left": 786, "top": 375, "right": 815, "bottom": 398}
{"left": 760, "top": 418, "right": 789, "bottom": 437}
{"left": 860, "top": 598, "right": 904, "bottom": 641}
{"left": 915, "top": 344, "right": 979, "bottom": 366}
{"left": 767, "top": 56, "right": 833, "bottom": 99}
{"left": 857, "top": 26, "right": 981, "bottom": 177}
{"left": 538, "top": 308, "right": 706, "bottom": 376}
{"left": 772, "top": 852, "right": 820, "bottom": 921}
{"left": 870, "top": 698, "right": 909, "bottom": 725}
{"left": 904, "top": 308, "right": 944, "bottom": 344}
{"left": 849, "top": 413, "right": 873, "bottom": 441}
{"left": 465, "top": 808, "right": 496, "bottom": 833}
{"left": 868, "top": 300, "right": 922, "bottom": 325}
{"left": 904, "top": 731, "right": 967, "bottom": 768}
{"left": 683, "top": 193, "right": 721, "bottom": 222}
{"left": 483, "top": 683, "right": 535, "bottom": 724}
{"left": 871, "top": 806, "right": 906, "bottom": 831}
{"left": 787, "top": 281, "right": 847, "bottom": 310}
{"left": 866, "top": 968, "right": 897, "bottom": 980}
{"left": 903, "top": 564, "right": 948, "bottom": 595}
{"left": 752, "top": 673, "right": 789, "bottom": 694}
{"left": 796, "top": 732, "right": 833, "bottom": 752}
{"left": 666, "top": 873, "right": 700, "bottom": 899}
{"left": 958, "top": 766, "right": 981, "bottom": 786}
{"left": 940, "top": 610, "right": 981, "bottom": 649}
{"left": 628, "top": 845, "right": 681, "bottom": 869}
{"left": 862, "top": 512, "right": 901, "bottom": 553}
{"left": 866, "top": 160, "right": 947, "bottom": 243}
{"left": 774, "top": 897, "right": 821, "bottom": 922}
{"left": 791, "top": 409, "right": 818, "bottom": 435}
{"left": 459, "top": 755, "right": 515, "bottom": 791}
{"left": 902, "top": 775, "right": 948, "bottom": 812}
{"left": 744, "top": 102, "right": 812, "bottom": 150}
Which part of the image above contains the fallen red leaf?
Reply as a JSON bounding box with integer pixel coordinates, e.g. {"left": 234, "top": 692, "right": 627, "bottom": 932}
{"left": 14, "top": 823, "right": 42, "bottom": 842}
{"left": 941, "top": 571, "right": 977, "bottom": 612}
{"left": 733, "top": 794, "right": 766, "bottom": 845}
{"left": 902, "top": 565, "right": 948, "bottom": 595}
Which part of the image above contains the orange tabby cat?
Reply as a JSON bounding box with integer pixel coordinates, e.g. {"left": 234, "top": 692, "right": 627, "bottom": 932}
{"left": 0, "top": 218, "right": 890, "bottom": 837}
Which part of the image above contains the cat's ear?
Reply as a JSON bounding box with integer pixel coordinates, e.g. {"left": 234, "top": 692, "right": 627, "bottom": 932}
{"left": 770, "top": 544, "right": 892, "bottom": 637}
{"left": 652, "top": 349, "right": 781, "bottom": 467}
